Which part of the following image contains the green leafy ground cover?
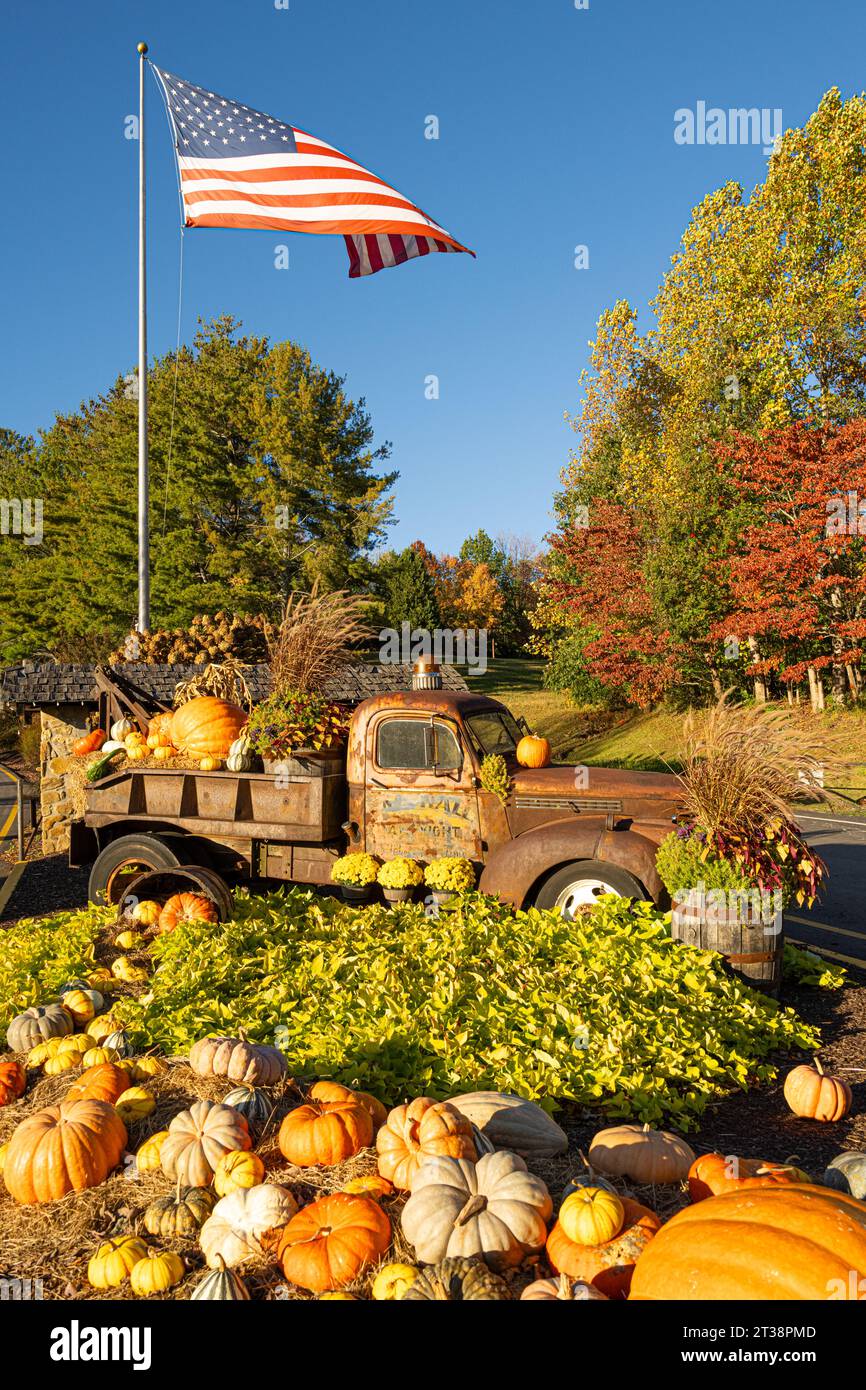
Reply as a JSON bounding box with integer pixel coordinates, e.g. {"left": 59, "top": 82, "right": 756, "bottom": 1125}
{"left": 0, "top": 893, "right": 821, "bottom": 1130}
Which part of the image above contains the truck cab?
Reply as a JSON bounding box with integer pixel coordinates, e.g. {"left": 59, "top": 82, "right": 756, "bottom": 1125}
{"left": 345, "top": 690, "right": 682, "bottom": 913}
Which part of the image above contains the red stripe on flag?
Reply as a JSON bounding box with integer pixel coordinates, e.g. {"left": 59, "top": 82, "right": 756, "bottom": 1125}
{"left": 344, "top": 235, "right": 362, "bottom": 278}
{"left": 183, "top": 212, "right": 469, "bottom": 248}
{"left": 182, "top": 187, "right": 425, "bottom": 215}
{"left": 365, "top": 235, "right": 385, "bottom": 274}
{"left": 180, "top": 163, "right": 389, "bottom": 186}
{"left": 388, "top": 233, "right": 410, "bottom": 266}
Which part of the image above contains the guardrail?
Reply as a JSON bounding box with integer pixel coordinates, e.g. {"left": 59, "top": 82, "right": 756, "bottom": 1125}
{"left": 0, "top": 760, "right": 35, "bottom": 861}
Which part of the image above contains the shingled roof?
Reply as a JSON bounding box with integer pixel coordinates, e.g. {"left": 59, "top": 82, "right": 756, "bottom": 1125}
{"left": 0, "top": 661, "right": 468, "bottom": 710}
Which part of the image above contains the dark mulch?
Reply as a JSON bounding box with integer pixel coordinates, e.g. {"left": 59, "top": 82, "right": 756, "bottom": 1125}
{"left": 558, "top": 972, "right": 866, "bottom": 1177}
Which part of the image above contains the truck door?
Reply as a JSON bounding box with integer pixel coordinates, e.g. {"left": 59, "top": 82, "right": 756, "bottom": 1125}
{"left": 363, "top": 713, "right": 482, "bottom": 863}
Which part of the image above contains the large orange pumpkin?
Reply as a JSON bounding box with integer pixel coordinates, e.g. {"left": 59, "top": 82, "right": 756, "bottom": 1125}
{"left": 783, "top": 1061, "right": 852, "bottom": 1123}
{"left": 66, "top": 1063, "right": 131, "bottom": 1107}
{"left": 157, "top": 893, "right": 219, "bottom": 934}
{"left": 4, "top": 1098, "right": 128, "bottom": 1203}
{"left": 309, "top": 1081, "right": 388, "bottom": 1134}
{"left": 547, "top": 1197, "right": 661, "bottom": 1298}
{"left": 0, "top": 1060, "right": 26, "bottom": 1107}
{"left": 630, "top": 1185, "right": 866, "bottom": 1300}
{"left": 688, "top": 1152, "right": 810, "bottom": 1203}
{"left": 170, "top": 697, "right": 248, "bottom": 758}
{"left": 516, "top": 734, "right": 551, "bottom": 769}
{"left": 276, "top": 1193, "right": 391, "bottom": 1291}
{"left": 376, "top": 1097, "right": 477, "bottom": 1190}
{"left": 278, "top": 1099, "right": 373, "bottom": 1167}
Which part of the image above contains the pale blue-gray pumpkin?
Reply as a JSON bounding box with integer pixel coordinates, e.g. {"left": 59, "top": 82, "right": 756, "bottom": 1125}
{"left": 7, "top": 1004, "right": 74, "bottom": 1053}
{"left": 823, "top": 1152, "right": 866, "bottom": 1200}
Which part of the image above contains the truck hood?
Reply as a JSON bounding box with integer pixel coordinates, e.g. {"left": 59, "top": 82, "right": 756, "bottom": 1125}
{"left": 511, "top": 763, "right": 683, "bottom": 815}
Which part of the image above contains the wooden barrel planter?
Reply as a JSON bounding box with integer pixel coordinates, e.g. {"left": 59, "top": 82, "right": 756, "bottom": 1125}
{"left": 671, "top": 903, "right": 783, "bottom": 997}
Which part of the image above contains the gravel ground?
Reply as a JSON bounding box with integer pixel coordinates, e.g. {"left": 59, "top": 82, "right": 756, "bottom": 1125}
{"left": 0, "top": 853, "right": 90, "bottom": 927}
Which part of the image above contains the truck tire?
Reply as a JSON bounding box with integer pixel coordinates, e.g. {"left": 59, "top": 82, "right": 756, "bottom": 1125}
{"left": 533, "top": 860, "right": 649, "bottom": 918}
{"left": 88, "top": 833, "right": 185, "bottom": 907}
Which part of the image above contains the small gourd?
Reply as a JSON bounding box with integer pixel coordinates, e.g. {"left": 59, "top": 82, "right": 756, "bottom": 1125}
{"left": 226, "top": 750, "right": 255, "bottom": 773}
{"left": 130, "top": 1248, "right": 185, "bottom": 1297}
{"left": 191, "top": 1255, "right": 250, "bottom": 1301}
{"left": 115, "top": 1086, "right": 156, "bottom": 1124}
{"left": 88, "top": 1236, "right": 147, "bottom": 1289}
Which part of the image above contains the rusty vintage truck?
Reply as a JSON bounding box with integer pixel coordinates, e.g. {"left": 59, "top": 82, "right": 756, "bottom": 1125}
{"left": 73, "top": 687, "right": 682, "bottom": 916}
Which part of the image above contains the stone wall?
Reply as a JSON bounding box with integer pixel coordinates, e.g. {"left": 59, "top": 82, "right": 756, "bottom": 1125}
{"left": 40, "top": 706, "right": 91, "bottom": 854}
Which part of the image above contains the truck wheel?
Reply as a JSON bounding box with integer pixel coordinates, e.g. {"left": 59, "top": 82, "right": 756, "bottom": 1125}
{"left": 533, "top": 860, "right": 649, "bottom": 918}
{"left": 88, "top": 833, "right": 185, "bottom": 907}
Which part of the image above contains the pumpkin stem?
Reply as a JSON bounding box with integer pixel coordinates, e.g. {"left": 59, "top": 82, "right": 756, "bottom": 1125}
{"left": 558, "top": 1273, "right": 570, "bottom": 1300}
{"left": 814, "top": 1056, "right": 825, "bottom": 1075}
{"left": 455, "top": 1194, "right": 487, "bottom": 1226}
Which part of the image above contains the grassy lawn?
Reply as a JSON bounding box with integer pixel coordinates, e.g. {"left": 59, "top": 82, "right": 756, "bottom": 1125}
{"left": 464, "top": 659, "right": 866, "bottom": 799}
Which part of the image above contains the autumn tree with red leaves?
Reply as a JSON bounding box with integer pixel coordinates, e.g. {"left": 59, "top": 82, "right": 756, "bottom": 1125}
{"left": 716, "top": 422, "right": 866, "bottom": 708}
{"left": 549, "top": 501, "right": 688, "bottom": 708}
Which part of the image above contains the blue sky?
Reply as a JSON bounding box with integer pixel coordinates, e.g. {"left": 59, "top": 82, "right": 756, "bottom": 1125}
{"left": 2, "top": 0, "right": 865, "bottom": 555}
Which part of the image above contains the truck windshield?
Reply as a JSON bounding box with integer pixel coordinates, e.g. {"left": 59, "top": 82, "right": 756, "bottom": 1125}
{"left": 465, "top": 710, "right": 523, "bottom": 757}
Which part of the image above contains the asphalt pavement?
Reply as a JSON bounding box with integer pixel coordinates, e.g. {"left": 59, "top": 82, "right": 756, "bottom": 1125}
{"left": 788, "top": 812, "right": 866, "bottom": 967}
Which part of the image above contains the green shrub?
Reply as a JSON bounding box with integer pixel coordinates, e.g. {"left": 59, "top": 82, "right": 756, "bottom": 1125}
{"left": 656, "top": 829, "right": 754, "bottom": 897}
{"left": 104, "top": 890, "right": 817, "bottom": 1129}
{"left": 0, "top": 906, "right": 106, "bottom": 1023}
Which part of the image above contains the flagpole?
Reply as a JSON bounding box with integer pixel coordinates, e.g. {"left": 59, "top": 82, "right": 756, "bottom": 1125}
{"left": 137, "top": 41, "right": 150, "bottom": 632}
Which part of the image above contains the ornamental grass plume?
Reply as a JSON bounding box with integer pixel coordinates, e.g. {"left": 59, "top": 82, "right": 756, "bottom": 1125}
{"left": 676, "top": 694, "right": 852, "bottom": 842}
{"left": 266, "top": 586, "right": 373, "bottom": 696}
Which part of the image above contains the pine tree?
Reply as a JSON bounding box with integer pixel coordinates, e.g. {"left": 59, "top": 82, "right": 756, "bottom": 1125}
{"left": 381, "top": 546, "right": 441, "bottom": 633}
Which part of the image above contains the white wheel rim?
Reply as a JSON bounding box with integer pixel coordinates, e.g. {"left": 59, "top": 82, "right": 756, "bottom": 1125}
{"left": 554, "top": 877, "right": 621, "bottom": 919}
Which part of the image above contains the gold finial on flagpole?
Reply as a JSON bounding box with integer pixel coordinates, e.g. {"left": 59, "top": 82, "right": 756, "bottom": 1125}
{"left": 137, "top": 42, "right": 148, "bottom": 55}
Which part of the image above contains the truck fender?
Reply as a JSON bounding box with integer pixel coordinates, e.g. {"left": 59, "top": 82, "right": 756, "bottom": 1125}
{"left": 479, "top": 818, "right": 664, "bottom": 909}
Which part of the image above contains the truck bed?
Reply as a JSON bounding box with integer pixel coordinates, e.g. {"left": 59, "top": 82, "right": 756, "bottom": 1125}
{"left": 84, "top": 755, "right": 347, "bottom": 843}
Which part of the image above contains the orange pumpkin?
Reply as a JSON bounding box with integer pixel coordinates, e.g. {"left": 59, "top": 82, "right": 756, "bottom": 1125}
{"left": 278, "top": 1099, "right": 373, "bottom": 1167}
{"left": 170, "top": 697, "right": 248, "bottom": 759}
{"left": 629, "top": 1185, "right": 866, "bottom": 1300}
{"left": 376, "top": 1097, "right": 477, "bottom": 1190}
{"left": 4, "top": 1098, "right": 127, "bottom": 1204}
{"left": 783, "top": 1060, "right": 853, "bottom": 1122}
{"left": 688, "top": 1152, "right": 810, "bottom": 1203}
{"left": 516, "top": 734, "right": 551, "bottom": 769}
{"left": 309, "top": 1081, "right": 388, "bottom": 1134}
{"left": 148, "top": 712, "right": 174, "bottom": 739}
{"left": 547, "top": 1198, "right": 661, "bottom": 1298}
{"left": 276, "top": 1193, "right": 391, "bottom": 1291}
{"left": 66, "top": 1063, "right": 131, "bottom": 1107}
{"left": 157, "top": 893, "right": 219, "bottom": 934}
{"left": 73, "top": 729, "right": 107, "bottom": 757}
{"left": 0, "top": 1060, "right": 26, "bottom": 1107}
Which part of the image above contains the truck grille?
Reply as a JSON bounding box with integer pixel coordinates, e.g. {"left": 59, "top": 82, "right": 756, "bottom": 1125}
{"left": 514, "top": 797, "right": 624, "bottom": 814}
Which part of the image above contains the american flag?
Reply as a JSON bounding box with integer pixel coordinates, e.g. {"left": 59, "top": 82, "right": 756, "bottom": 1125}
{"left": 153, "top": 66, "right": 474, "bottom": 279}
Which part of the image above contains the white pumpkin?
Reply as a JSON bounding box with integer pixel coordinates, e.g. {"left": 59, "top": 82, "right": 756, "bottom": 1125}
{"left": 110, "top": 718, "right": 136, "bottom": 742}
{"left": 447, "top": 1091, "right": 568, "bottom": 1158}
{"left": 199, "top": 1183, "right": 298, "bottom": 1268}
{"left": 401, "top": 1150, "right": 553, "bottom": 1270}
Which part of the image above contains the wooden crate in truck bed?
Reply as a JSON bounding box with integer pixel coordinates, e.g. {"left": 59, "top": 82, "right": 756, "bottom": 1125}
{"left": 84, "top": 754, "right": 346, "bottom": 843}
